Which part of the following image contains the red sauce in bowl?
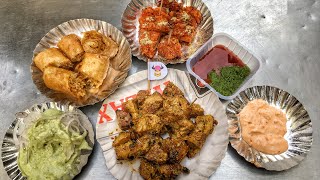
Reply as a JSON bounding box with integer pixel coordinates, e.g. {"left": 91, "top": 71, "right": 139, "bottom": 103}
{"left": 192, "top": 45, "right": 245, "bottom": 82}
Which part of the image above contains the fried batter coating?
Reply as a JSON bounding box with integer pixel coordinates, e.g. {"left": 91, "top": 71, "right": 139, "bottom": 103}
{"left": 133, "top": 134, "right": 157, "bottom": 157}
{"left": 158, "top": 163, "right": 189, "bottom": 179}
{"left": 116, "top": 110, "right": 132, "bottom": 131}
{"left": 162, "top": 82, "right": 184, "bottom": 98}
{"left": 139, "top": 7, "right": 170, "bottom": 33}
{"left": 162, "top": 96, "right": 190, "bottom": 123}
{"left": 139, "top": 29, "right": 161, "bottom": 59}
{"left": 122, "top": 99, "right": 140, "bottom": 120}
{"left": 134, "top": 114, "right": 163, "bottom": 135}
{"left": 172, "top": 23, "right": 197, "bottom": 44}
{"left": 114, "top": 140, "right": 135, "bottom": 160}
{"left": 112, "top": 132, "right": 132, "bottom": 147}
{"left": 136, "top": 90, "right": 150, "bottom": 106}
{"left": 169, "top": 119, "right": 195, "bottom": 139}
{"left": 162, "top": 138, "right": 188, "bottom": 163}
{"left": 190, "top": 103, "right": 204, "bottom": 118}
{"left": 145, "top": 143, "right": 168, "bottom": 164}
{"left": 139, "top": 160, "right": 157, "bottom": 180}
{"left": 184, "top": 6, "right": 202, "bottom": 24}
{"left": 158, "top": 35, "right": 182, "bottom": 60}
{"left": 140, "top": 91, "right": 163, "bottom": 114}
{"left": 158, "top": 0, "right": 183, "bottom": 12}
{"left": 186, "top": 115, "right": 218, "bottom": 157}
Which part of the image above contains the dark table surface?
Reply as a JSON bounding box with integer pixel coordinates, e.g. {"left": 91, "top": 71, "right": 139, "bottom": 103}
{"left": 0, "top": 0, "right": 319, "bottom": 179}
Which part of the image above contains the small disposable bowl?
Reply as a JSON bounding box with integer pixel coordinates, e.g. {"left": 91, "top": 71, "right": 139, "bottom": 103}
{"left": 186, "top": 33, "right": 261, "bottom": 100}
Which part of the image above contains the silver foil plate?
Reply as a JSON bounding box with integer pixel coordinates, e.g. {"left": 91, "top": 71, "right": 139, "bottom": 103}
{"left": 226, "top": 86, "right": 313, "bottom": 171}
{"left": 121, "top": 0, "right": 213, "bottom": 64}
{"left": 31, "top": 19, "right": 132, "bottom": 107}
{"left": 1, "top": 102, "right": 95, "bottom": 179}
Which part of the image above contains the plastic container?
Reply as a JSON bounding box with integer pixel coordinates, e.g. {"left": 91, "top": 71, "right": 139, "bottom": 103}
{"left": 186, "top": 33, "right": 260, "bottom": 100}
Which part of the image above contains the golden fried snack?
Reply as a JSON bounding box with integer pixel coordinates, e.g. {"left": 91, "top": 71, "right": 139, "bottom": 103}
{"left": 161, "top": 138, "right": 188, "bottom": 163}
{"left": 186, "top": 115, "right": 218, "bottom": 158}
{"left": 158, "top": 163, "right": 189, "bottom": 179}
{"left": 184, "top": 6, "right": 202, "bottom": 24}
{"left": 34, "top": 48, "right": 73, "bottom": 72}
{"left": 139, "top": 7, "right": 170, "bottom": 33}
{"left": 140, "top": 91, "right": 163, "bottom": 114}
{"left": 139, "top": 160, "right": 158, "bottom": 180}
{"left": 133, "top": 134, "right": 156, "bottom": 157}
{"left": 136, "top": 90, "right": 150, "bottom": 106}
{"left": 75, "top": 53, "right": 109, "bottom": 94}
{"left": 172, "top": 23, "right": 197, "bottom": 44}
{"left": 122, "top": 99, "right": 140, "bottom": 120}
{"left": 134, "top": 114, "right": 163, "bottom": 135}
{"left": 169, "top": 119, "right": 195, "bottom": 139}
{"left": 145, "top": 143, "right": 168, "bottom": 164}
{"left": 158, "top": 35, "right": 182, "bottom": 60}
{"left": 43, "top": 66, "right": 86, "bottom": 99}
{"left": 112, "top": 132, "right": 132, "bottom": 147}
{"left": 162, "top": 96, "right": 190, "bottom": 122}
{"left": 81, "top": 30, "right": 119, "bottom": 58}
{"left": 162, "top": 82, "right": 184, "bottom": 98}
{"left": 158, "top": 0, "right": 183, "bottom": 12}
{"left": 139, "top": 29, "right": 161, "bottom": 59}
{"left": 57, "top": 34, "right": 84, "bottom": 62}
{"left": 190, "top": 103, "right": 204, "bottom": 117}
{"left": 114, "top": 140, "right": 135, "bottom": 160}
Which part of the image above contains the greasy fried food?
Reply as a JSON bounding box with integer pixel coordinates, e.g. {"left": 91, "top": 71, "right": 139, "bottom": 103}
{"left": 162, "top": 82, "right": 184, "bottom": 98}
{"left": 43, "top": 66, "right": 86, "bottom": 100}
{"left": 112, "top": 132, "right": 132, "bottom": 147}
{"left": 134, "top": 114, "right": 163, "bottom": 135}
{"left": 114, "top": 140, "right": 135, "bottom": 160}
{"left": 136, "top": 90, "right": 150, "bottom": 106}
{"left": 116, "top": 110, "right": 132, "bottom": 130}
{"left": 139, "top": 160, "right": 158, "bottom": 180}
{"left": 75, "top": 53, "right": 110, "bottom": 94}
{"left": 190, "top": 103, "right": 204, "bottom": 117}
{"left": 140, "top": 91, "right": 163, "bottom": 114}
{"left": 145, "top": 143, "right": 168, "bottom": 164}
{"left": 133, "top": 134, "right": 157, "bottom": 157}
{"left": 139, "top": 29, "right": 161, "bottom": 59}
{"left": 186, "top": 115, "right": 218, "bottom": 158}
{"left": 35, "top": 30, "right": 120, "bottom": 101}
{"left": 82, "top": 30, "right": 119, "bottom": 58}
{"left": 138, "top": 0, "right": 202, "bottom": 61}
{"left": 158, "top": 35, "right": 182, "bottom": 60}
{"left": 172, "top": 23, "right": 197, "bottom": 43}
{"left": 34, "top": 48, "right": 73, "bottom": 72}
{"left": 169, "top": 119, "right": 195, "bottom": 138}
{"left": 158, "top": 163, "right": 189, "bottom": 179}
{"left": 113, "top": 82, "right": 217, "bottom": 179}
{"left": 122, "top": 99, "right": 140, "bottom": 120}
{"left": 57, "top": 34, "right": 84, "bottom": 62}
{"left": 139, "top": 7, "right": 170, "bottom": 33}
{"left": 162, "top": 138, "right": 188, "bottom": 163}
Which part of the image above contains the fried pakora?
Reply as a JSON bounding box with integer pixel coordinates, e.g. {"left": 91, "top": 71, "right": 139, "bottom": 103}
{"left": 112, "top": 82, "right": 217, "bottom": 179}
{"left": 138, "top": 0, "right": 202, "bottom": 61}
{"left": 158, "top": 35, "right": 182, "bottom": 60}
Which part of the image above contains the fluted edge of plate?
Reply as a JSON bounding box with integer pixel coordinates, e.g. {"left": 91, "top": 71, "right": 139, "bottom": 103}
{"left": 31, "top": 18, "right": 132, "bottom": 107}
{"left": 1, "top": 102, "right": 95, "bottom": 179}
{"left": 226, "top": 85, "right": 313, "bottom": 171}
{"left": 121, "top": 0, "right": 213, "bottom": 64}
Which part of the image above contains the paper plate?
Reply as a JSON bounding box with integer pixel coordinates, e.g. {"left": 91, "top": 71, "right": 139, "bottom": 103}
{"left": 31, "top": 18, "right": 132, "bottom": 107}
{"left": 121, "top": 0, "right": 213, "bottom": 64}
{"left": 96, "top": 68, "right": 228, "bottom": 180}
{"left": 1, "top": 102, "right": 94, "bottom": 179}
{"left": 226, "top": 86, "right": 313, "bottom": 171}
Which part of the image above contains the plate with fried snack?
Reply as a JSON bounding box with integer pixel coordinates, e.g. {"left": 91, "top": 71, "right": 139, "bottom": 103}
{"left": 1, "top": 102, "right": 94, "bottom": 180}
{"left": 31, "top": 19, "right": 132, "bottom": 106}
{"left": 122, "top": 0, "right": 213, "bottom": 64}
{"left": 96, "top": 69, "right": 228, "bottom": 180}
{"left": 227, "top": 86, "right": 313, "bottom": 171}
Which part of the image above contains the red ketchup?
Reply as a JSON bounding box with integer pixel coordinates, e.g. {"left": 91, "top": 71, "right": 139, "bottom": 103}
{"left": 192, "top": 45, "right": 245, "bottom": 83}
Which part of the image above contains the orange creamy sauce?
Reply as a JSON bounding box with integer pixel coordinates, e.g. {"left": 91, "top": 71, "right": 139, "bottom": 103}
{"left": 239, "top": 99, "right": 288, "bottom": 155}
